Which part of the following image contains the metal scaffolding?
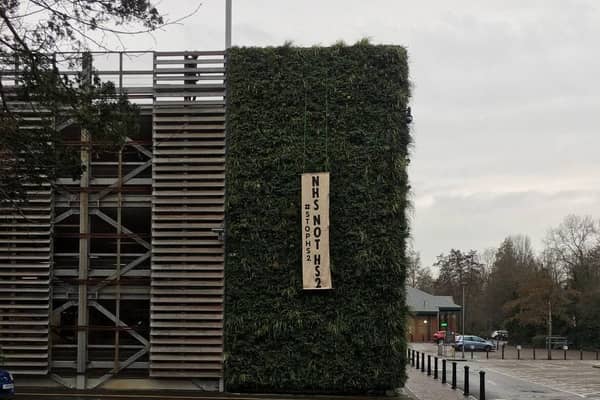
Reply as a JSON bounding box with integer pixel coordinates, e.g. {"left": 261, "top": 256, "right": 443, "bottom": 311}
{"left": 0, "top": 50, "right": 226, "bottom": 390}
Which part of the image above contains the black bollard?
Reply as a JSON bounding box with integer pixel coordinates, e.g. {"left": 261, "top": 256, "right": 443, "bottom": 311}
{"left": 502, "top": 344, "right": 505, "bottom": 359}
{"left": 471, "top": 349, "right": 474, "bottom": 359}
{"left": 518, "top": 347, "right": 521, "bottom": 360}
{"left": 434, "top": 357, "right": 438, "bottom": 379}
{"left": 564, "top": 349, "right": 567, "bottom": 360}
{"left": 479, "top": 370, "right": 486, "bottom": 400}
{"left": 411, "top": 350, "right": 415, "bottom": 367}
{"left": 451, "top": 362, "right": 457, "bottom": 389}
{"left": 416, "top": 351, "right": 420, "bottom": 369}
{"left": 486, "top": 349, "right": 489, "bottom": 359}
{"left": 533, "top": 346, "right": 536, "bottom": 360}
{"left": 421, "top": 352, "right": 425, "bottom": 373}
{"left": 596, "top": 350, "right": 599, "bottom": 361}
{"left": 464, "top": 365, "right": 470, "bottom": 396}
{"left": 580, "top": 349, "right": 583, "bottom": 360}
{"left": 427, "top": 355, "right": 431, "bottom": 376}
{"left": 442, "top": 359, "right": 447, "bottom": 384}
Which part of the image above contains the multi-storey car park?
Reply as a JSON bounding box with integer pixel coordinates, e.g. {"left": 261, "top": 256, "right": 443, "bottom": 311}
{"left": 0, "top": 50, "right": 227, "bottom": 390}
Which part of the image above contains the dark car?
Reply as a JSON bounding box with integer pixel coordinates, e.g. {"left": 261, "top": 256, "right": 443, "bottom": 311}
{"left": 0, "top": 369, "right": 14, "bottom": 399}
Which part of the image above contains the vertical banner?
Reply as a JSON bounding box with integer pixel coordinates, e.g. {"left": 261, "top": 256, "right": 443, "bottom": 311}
{"left": 301, "top": 172, "right": 332, "bottom": 290}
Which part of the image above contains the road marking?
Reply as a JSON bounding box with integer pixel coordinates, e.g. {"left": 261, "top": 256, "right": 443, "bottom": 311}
{"left": 484, "top": 367, "right": 586, "bottom": 398}
{"left": 486, "top": 379, "right": 497, "bottom": 386}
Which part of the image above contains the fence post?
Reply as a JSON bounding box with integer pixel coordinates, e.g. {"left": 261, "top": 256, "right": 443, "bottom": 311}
{"left": 427, "top": 355, "right": 431, "bottom": 376}
{"left": 451, "top": 362, "right": 457, "bottom": 389}
{"left": 421, "top": 353, "right": 425, "bottom": 373}
{"left": 479, "top": 370, "right": 486, "bottom": 400}
{"left": 434, "top": 357, "right": 438, "bottom": 379}
{"left": 464, "top": 365, "right": 470, "bottom": 396}
{"left": 442, "top": 359, "right": 447, "bottom": 384}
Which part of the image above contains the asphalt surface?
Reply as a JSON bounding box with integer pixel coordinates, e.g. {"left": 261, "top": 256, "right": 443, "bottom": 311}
{"left": 452, "top": 362, "right": 594, "bottom": 400}
{"left": 410, "top": 342, "right": 600, "bottom": 399}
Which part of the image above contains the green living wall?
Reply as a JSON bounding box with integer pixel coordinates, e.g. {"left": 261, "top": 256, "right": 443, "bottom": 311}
{"left": 224, "top": 43, "right": 411, "bottom": 393}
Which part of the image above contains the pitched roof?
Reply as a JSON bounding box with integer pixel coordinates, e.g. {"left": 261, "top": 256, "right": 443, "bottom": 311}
{"left": 406, "top": 286, "right": 462, "bottom": 314}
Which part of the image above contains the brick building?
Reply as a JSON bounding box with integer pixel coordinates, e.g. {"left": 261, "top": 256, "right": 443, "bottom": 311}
{"left": 406, "top": 286, "right": 461, "bottom": 342}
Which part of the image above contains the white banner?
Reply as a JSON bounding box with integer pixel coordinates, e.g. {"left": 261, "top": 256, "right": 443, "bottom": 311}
{"left": 301, "top": 172, "right": 332, "bottom": 290}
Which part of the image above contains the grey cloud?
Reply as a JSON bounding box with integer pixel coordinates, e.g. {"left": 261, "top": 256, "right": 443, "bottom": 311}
{"left": 413, "top": 189, "right": 600, "bottom": 268}
{"left": 84, "top": 0, "right": 600, "bottom": 273}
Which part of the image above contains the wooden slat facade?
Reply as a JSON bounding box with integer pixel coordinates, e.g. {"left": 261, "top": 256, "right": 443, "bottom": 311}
{"left": 0, "top": 105, "right": 53, "bottom": 375}
{"left": 150, "top": 52, "right": 226, "bottom": 381}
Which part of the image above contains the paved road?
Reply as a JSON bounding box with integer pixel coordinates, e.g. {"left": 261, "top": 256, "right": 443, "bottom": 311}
{"left": 453, "top": 361, "right": 596, "bottom": 400}
{"left": 13, "top": 392, "right": 411, "bottom": 400}
{"left": 410, "top": 343, "right": 600, "bottom": 399}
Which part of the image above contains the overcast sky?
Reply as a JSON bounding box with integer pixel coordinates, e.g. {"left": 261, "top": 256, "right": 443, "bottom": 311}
{"left": 112, "top": 0, "right": 600, "bottom": 270}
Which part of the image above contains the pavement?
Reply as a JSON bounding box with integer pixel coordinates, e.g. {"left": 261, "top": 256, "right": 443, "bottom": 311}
{"left": 12, "top": 390, "right": 413, "bottom": 400}
{"left": 409, "top": 342, "right": 600, "bottom": 399}
{"left": 11, "top": 394, "right": 396, "bottom": 400}
{"left": 404, "top": 366, "right": 475, "bottom": 400}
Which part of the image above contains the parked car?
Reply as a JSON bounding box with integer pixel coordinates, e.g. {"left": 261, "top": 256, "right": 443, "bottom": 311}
{"left": 453, "top": 335, "right": 495, "bottom": 352}
{"left": 0, "top": 369, "right": 14, "bottom": 399}
{"left": 433, "top": 330, "right": 446, "bottom": 342}
{"left": 491, "top": 330, "right": 509, "bottom": 341}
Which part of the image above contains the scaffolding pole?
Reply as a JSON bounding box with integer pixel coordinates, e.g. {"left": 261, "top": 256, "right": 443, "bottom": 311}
{"left": 114, "top": 147, "right": 123, "bottom": 372}
{"left": 76, "top": 52, "right": 92, "bottom": 390}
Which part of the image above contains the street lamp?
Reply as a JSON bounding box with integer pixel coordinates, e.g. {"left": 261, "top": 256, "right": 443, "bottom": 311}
{"left": 462, "top": 283, "right": 466, "bottom": 359}
{"left": 225, "top": 0, "right": 232, "bottom": 49}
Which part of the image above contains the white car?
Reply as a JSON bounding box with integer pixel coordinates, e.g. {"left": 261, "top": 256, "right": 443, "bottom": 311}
{"left": 491, "top": 330, "right": 508, "bottom": 341}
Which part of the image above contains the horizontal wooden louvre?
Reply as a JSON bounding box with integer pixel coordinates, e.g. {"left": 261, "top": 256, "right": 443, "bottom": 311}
{"left": 0, "top": 105, "right": 53, "bottom": 375}
{"left": 150, "top": 51, "right": 226, "bottom": 380}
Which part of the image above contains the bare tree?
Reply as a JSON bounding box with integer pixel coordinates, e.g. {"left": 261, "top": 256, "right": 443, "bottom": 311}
{"left": 416, "top": 267, "right": 435, "bottom": 293}
{"left": 0, "top": 0, "right": 199, "bottom": 204}
{"left": 544, "top": 215, "right": 600, "bottom": 288}
{"left": 406, "top": 245, "right": 421, "bottom": 287}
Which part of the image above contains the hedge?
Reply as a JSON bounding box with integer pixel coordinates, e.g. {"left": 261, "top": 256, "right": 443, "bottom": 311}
{"left": 224, "top": 42, "right": 412, "bottom": 393}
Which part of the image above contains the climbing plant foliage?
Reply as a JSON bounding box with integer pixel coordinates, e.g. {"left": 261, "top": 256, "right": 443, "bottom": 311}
{"left": 224, "top": 43, "right": 412, "bottom": 393}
